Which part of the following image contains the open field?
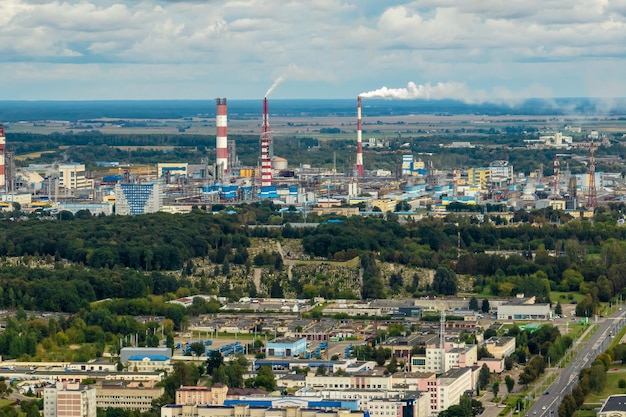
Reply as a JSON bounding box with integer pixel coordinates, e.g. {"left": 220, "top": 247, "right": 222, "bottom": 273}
{"left": 7, "top": 113, "right": 626, "bottom": 140}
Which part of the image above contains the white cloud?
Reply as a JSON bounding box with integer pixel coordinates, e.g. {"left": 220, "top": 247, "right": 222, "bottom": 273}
{"left": 0, "top": 0, "right": 626, "bottom": 99}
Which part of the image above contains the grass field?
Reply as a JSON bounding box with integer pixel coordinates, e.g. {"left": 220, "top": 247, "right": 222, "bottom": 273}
{"left": 14, "top": 150, "right": 56, "bottom": 161}
{"left": 550, "top": 291, "right": 585, "bottom": 304}
{"left": 0, "top": 398, "right": 16, "bottom": 407}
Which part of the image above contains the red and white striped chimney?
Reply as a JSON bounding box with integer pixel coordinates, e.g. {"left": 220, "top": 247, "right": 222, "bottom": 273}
{"left": 261, "top": 97, "right": 272, "bottom": 187}
{"left": 0, "top": 124, "right": 5, "bottom": 189}
{"left": 356, "top": 96, "right": 364, "bottom": 177}
{"left": 216, "top": 98, "right": 228, "bottom": 175}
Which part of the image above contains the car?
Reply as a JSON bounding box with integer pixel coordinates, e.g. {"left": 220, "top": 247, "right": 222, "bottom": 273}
{"left": 543, "top": 391, "right": 549, "bottom": 395}
{"left": 533, "top": 412, "right": 537, "bottom": 415}
{"left": 542, "top": 406, "right": 546, "bottom": 410}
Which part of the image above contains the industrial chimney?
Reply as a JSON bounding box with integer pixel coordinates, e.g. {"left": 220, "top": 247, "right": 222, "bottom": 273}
{"left": 261, "top": 97, "right": 272, "bottom": 187}
{"left": 0, "top": 125, "right": 5, "bottom": 189}
{"left": 356, "top": 97, "right": 364, "bottom": 177}
{"left": 215, "top": 98, "right": 228, "bottom": 176}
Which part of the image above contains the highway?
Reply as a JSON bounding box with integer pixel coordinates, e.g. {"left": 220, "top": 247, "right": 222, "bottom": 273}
{"left": 524, "top": 307, "right": 626, "bottom": 417}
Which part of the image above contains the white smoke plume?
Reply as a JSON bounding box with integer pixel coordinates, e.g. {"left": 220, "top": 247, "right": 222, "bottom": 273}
{"left": 360, "top": 81, "right": 480, "bottom": 103}
{"left": 265, "top": 75, "right": 285, "bottom": 98}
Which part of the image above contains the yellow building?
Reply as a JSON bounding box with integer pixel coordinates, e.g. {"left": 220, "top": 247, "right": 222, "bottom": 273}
{"left": 96, "top": 382, "right": 164, "bottom": 412}
{"left": 175, "top": 384, "right": 228, "bottom": 406}
{"left": 467, "top": 167, "right": 491, "bottom": 190}
{"left": 372, "top": 199, "right": 397, "bottom": 213}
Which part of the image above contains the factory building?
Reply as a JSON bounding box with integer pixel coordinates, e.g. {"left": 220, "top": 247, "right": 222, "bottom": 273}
{"left": 496, "top": 297, "right": 551, "bottom": 321}
{"left": 58, "top": 163, "right": 91, "bottom": 189}
{"left": 114, "top": 181, "right": 163, "bottom": 215}
{"left": 265, "top": 338, "right": 308, "bottom": 357}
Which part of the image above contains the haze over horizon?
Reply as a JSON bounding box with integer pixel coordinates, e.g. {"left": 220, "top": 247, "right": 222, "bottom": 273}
{"left": 2, "top": 1, "right": 626, "bottom": 102}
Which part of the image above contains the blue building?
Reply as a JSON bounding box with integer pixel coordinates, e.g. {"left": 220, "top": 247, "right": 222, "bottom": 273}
{"left": 266, "top": 337, "right": 307, "bottom": 357}
{"left": 114, "top": 181, "right": 163, "bottom": 215}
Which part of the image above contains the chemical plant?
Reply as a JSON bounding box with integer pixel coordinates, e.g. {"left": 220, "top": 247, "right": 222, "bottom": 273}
{"left": 0, "top": 96, "right": 622, "bottom": 218}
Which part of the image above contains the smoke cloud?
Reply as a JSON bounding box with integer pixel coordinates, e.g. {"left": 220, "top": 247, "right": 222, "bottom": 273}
{"left": 265, "top": 75, "right": 285, "bottom": 98}
{"left": 360, "top": 81, "right": 479, "bottom": 103}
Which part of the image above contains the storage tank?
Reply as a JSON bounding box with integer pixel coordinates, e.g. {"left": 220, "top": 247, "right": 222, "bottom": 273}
{"left": 271, "top": 156, "right": 288, "bottom": 171}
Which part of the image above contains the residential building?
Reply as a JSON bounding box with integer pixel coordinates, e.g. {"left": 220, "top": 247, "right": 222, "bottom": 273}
{"left": 44, "top": 381, "right": 97, "bottom": 417}
{"left": 417, "top": 368, "right": 473, "bottom": 416}
{"left": 176, "top": 384, "right": 228, "bottom": 405}
{"left": 483, "top": 337, "right": 516, "bottom": 359}
{"left": 114, "top": 181, "right": 163, "bottom": 215}
{"left": 96, "top": 381, "right": 164, "bottom": 412}
{"left": 410, "top": 342, "right": 477, "bottom": 374}
{"left": 161, "top": 404, "right": 366, "bottom": 417}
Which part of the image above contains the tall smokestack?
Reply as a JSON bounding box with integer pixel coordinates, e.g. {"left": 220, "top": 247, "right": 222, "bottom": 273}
{"left": 261, "top": 97, "right": 272, "bottom": 187}
{"left": 215, "top": 98, "right": 228, "bottom": 176}
{"left": 356, "top": 96, "right": 364, "bottom": 177}
{"left": 0, "top": 125, "right": 5, "bottom": 189}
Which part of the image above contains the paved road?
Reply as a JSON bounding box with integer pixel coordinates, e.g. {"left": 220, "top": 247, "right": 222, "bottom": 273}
{"left": 525, "top": 307, "right": 626, "bottom": 417}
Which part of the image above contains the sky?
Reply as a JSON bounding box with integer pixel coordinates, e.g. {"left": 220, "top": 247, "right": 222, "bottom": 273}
{"left": 1, "top": 0, "right": 626, "bottom": 101}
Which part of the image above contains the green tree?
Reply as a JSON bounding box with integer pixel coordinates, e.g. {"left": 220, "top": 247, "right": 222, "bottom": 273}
{"left": 206, "top": 350, "right": 224, "bottom": 375}
{"left": 555, "top": 302, "right": 563, "bottom": 316}
{"left": 478, "top": 364, "right": 491, "bottom": 389}
{"left": 491, "top": 381, "right": 499, "bottom": 399}
{"left": 254, "top": 366, "right": 276, "bottom": 391}
{"left": 505, "top": 375, "right": 515, "bottom": 393}
{"left": 481, "top": 299, "right": 490, "bottom": 313}
{"left": 432, "top": 267, "right": 457, "bottom": 295}
{"left": 469, "top": 297, "right": 479, "bottom": 311}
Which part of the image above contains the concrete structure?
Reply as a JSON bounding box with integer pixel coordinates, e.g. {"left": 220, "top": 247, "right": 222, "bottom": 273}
{"left": 161, "top": 404, "right": 366, "bottom": 417}
{"left": 266, "top": 338, "right": 308, "bottom": 357}
{"left": 0, "top": 125, "right": 5, "bottom": 189}
{"left": 114, "top": 181, "right": 163, "bottom": 215}
{"left": 176, "top": 384, "right": 228, "bottom": 405}
{"left": 96, "top": 381, "right": 164, "bottom": 412}
{"left": 216, "top": 98, "right": 228, "bottom": 175}
{"left": 58, "top": 163, "right": 90, "bottom": 189}
{"left": 58, "top": 202, "right": 113, "bottom": 216}
{"left": 44, "top": 381, "right": 97, "bottom": 417}
{"left": 157, "top": 163, "right": 189, "bottom": 182}
{"left": 598, "top": 394, "right": 626, "bottom": 417}
{"left": 483, "top": 337, "right": 516, "bottom": 359}
{"left": 417, "top": 368, "right": 473, "bottom": 416}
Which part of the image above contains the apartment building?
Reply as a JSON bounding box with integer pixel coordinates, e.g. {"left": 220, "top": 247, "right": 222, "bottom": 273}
{"left": 44, "top": 381, "right": 96, "bottom": 417}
